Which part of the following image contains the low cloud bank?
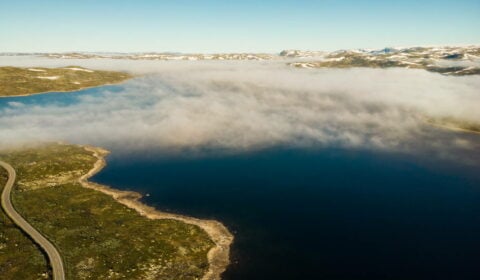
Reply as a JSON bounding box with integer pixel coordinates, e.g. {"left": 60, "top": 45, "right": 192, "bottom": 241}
{"left": 0, "top": 59, "right": 479, "bottom": 162}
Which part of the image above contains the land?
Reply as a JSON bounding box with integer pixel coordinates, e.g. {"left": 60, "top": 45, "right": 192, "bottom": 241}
{"left": 5, "top": 45, "right": 477, "bottom": 76}
{"left": 0, "top": 66, "right": 132, "bottom": 97}
{"left": 287, "top": 46, "right": 480, "bottom": 76}
{"left": 1, "top": 160, "right": 65, "bottom": 279}
{"left": 0, "top": 143, "right": 232, "bottom": 279}
{"left": 0, "top": 168, "right": 50, "bottom": 279}
{"left": 2, "top": 46, "right": 479, "bottom": 78}
{"left": 41, "top": 52, "right": 275, "bottom": 61}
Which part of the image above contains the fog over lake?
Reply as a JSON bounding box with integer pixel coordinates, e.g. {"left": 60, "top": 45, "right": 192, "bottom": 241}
{"left": 1, "top": 57, "right": 479, "bottom": 165}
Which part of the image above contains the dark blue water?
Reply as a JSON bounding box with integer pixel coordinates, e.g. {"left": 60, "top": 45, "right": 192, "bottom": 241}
{"left": 93, "top": 147, "right": 480, "bottom": 280}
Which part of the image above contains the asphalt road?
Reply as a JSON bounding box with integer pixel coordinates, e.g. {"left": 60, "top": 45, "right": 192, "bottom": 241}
{"left": 0, "top": 160, "right": 66, "bottom": 280}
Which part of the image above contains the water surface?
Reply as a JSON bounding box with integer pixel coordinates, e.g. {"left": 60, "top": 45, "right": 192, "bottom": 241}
{"left": 93, "top": 147, "right": 480, "bottom": 280}
{"left": 0, "top": 85, "right": 124, "bottom": 106}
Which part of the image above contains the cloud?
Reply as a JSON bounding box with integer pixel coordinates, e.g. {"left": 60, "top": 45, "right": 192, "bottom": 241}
{"left": 0, "top": 59, "right": 479, "bottom": 164}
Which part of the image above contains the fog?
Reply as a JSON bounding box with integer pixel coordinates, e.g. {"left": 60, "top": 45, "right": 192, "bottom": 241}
{"left": 0, "top": 57, "right": 479, "bottom": 162}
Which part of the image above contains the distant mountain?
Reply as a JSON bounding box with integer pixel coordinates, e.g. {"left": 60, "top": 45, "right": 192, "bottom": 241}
{"left": 279, "top": 49, "right": 326, "bottom": 58}
{"left": 40, "top": 52, "right": 276, "bottom": 61}
{"left": 287, "top": 46, "right": 480, "bottom": 76}
{"left": 3, "top": 46, "right": 479, "bottom": 76}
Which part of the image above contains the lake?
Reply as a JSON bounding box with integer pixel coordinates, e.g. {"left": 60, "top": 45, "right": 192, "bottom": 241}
{"left": 93, "top": 147, "right": 480, "bottom": 280}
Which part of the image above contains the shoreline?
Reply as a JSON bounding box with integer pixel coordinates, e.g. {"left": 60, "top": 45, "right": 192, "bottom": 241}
{"left": 0, "top": 78, "right": 134, "bottom": 99}
{"left": 79, "top": 145, "right": 233, "bottom": 280}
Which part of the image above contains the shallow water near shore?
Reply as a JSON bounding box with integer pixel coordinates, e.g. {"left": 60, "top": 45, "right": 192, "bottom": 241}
{"left": 93, "top": 147, "right": 480, "bottom": 280}
{"left": 0, "top": 84, "right": 124, "bottom": 105}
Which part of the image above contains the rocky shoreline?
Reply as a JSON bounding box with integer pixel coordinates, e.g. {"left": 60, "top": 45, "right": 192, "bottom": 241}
{"left": 79, "top": 145, "right": 233, "bottom": 280}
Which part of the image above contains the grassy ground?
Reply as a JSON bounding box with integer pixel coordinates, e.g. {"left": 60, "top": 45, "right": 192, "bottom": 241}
{"left": 0, "top": 144, "right": 214, "bottom": 279}
{"left": 0, "top": 169, "right": 51, "bottom": 279}
{"left": 0, "top": 66, "right": 132, "bottom": 97}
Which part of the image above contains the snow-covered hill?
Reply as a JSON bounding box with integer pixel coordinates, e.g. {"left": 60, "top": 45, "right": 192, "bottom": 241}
{"left": 3, "top": 46, "right": 479, "bottom": 75}
{"left": 287, "top": 46, "right": 480, "bottom": 76}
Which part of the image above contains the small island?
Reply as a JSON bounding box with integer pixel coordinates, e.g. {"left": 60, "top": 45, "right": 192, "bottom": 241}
{"left": 0, "top": 66, "right": 132, "bottom": 97}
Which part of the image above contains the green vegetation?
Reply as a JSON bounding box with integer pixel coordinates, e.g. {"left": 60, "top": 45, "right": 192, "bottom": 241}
{"left": 0, "top": 66, "right": 132, "bottom": 97}
{"left": 308, "top": 55, "right": 412, "bottom": 69}
{"left": 0, "top": 169, "right": 51, "bottom": 279}
{"left": 0, "top": 144, "right": 214, "bottom": 279}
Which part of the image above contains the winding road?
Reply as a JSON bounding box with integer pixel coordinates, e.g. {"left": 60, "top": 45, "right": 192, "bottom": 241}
{"left": 0, "top": 161, "right": 65, "bottom": 280}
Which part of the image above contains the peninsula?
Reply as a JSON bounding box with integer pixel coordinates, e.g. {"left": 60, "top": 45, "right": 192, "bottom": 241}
{"left": 0, "top": 143, "right": 232, "bottom": 279}
{"left": 0, "top": 66, "right": 132, "bottom": 97}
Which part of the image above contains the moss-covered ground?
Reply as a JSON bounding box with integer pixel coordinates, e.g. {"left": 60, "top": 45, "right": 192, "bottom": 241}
{"left": 0, "top": 66, "right": 132, "bottom": 97}
{"left": 0, "top": 169, "right": 51, "bottom": 279}
{"left": 0, "top": 144, "right": 213, "bottom": 279}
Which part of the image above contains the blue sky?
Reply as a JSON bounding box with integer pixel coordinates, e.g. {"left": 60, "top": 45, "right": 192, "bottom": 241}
{"left": 1, "top": 0, "right": 479, "bottom": 53}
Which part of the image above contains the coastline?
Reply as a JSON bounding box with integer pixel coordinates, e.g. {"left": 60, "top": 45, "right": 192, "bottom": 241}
{"left": 0, "top": 78, "right": 134, "bottom": 99}
{"left": 79, "top": 145, "right": 233, "bottom": 280}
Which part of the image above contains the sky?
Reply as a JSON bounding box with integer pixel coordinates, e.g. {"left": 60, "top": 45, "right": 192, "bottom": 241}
{"left": 0, "top": 0, "right": 479, "bottom": 53}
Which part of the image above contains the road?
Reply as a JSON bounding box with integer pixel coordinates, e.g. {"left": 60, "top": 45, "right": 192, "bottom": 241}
{"left": 0, "top": 161, "right": 66, "bottom": 280}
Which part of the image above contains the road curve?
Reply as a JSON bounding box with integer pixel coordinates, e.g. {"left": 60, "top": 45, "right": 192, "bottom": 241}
{"left": 0, "top": 161, "right": 66, "bottom": 280}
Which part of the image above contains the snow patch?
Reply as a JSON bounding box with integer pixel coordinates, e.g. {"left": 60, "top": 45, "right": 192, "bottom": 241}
{"left": 64, "top": 67, "right": 94, "bottom": 73}
{"left": 36, "top": 76, "right": 60, "bottom": 80}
